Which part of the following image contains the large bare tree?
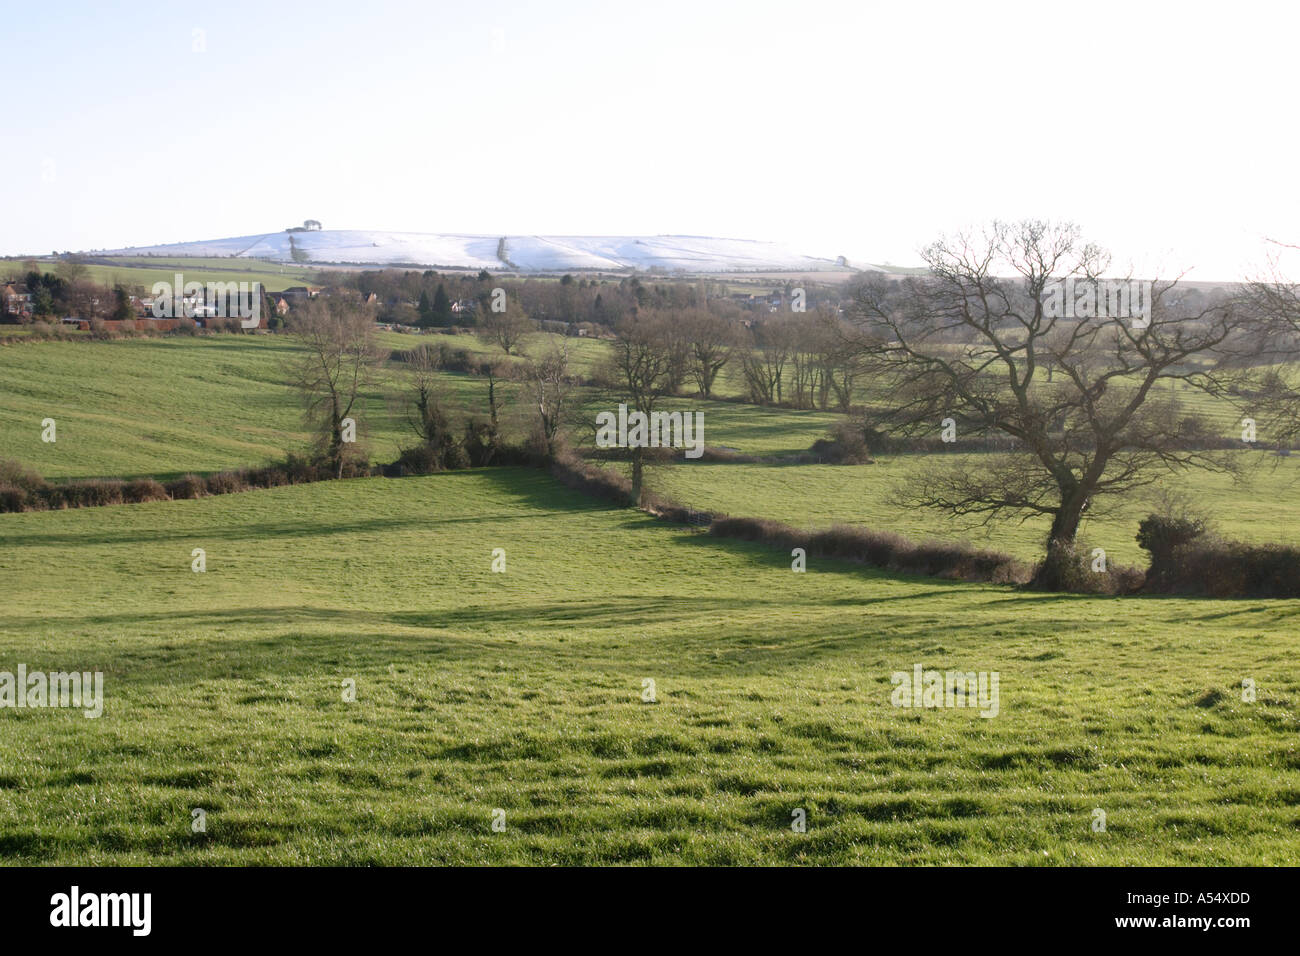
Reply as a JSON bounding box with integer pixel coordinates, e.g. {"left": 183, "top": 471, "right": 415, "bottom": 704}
{"left": 846, "top": 220, "right": 1254, "bottom": 585}
{"left": 288, "top": 294, "right": 382, "bottom": 478}
{"left": 599, "top": 310, "right": 678, "bottom": 502}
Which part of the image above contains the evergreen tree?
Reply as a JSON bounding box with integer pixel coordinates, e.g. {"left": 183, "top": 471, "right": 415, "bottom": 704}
{"left": 433, "top": 283, "right": 453, "bottom": 326}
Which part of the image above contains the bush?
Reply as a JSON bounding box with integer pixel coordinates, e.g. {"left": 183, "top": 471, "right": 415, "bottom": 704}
{"left": 392, "top": 444, "right": 444, "bottom": 476}
{"left": 809, "top": 421, "right": 874, "bottom": 464}
{"left": 282, "top": 453, "right": 323, "bottom": 484}
{"left": 244, "top": 463, "right": 291, "bottom": 488}
{"left": 205, "top": 471, "right": 247, "bottom": 496}
{"left": 1031, "top": 540, "right": 1143, "bottom": 595}
{"left": 0, "top": 458, "right": 47, "bottom": 494}
{"left": 1137, "top": 513, "right": 1207, "bottom": 586}
{"left": 123, "top": 478, "right": 168, "bottom": 503}
{"left": 0, "top": 485, "right": 31, "bottom": 512}
{"left": 1145, "top": 539, "right": 1300, "bottom": 598}
{"left": 708, "top": 516, "right": 1030, "bottom": 585}
{"left": 60, "top": 479, "right": 125, "bottom": 508}
{"left": 166, "top": 474, "right": 206, "bottom": 499}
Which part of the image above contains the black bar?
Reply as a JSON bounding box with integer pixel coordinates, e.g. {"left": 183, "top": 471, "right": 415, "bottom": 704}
{"left": 0, "top": 866, "right": 1282, "bottom": 942}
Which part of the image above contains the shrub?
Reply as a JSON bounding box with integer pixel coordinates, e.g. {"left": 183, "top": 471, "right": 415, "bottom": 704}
{"left": 1147, "top": 540, "right": 1300, "bottom": 598}
{"left": 392, "top": 444, "right": 443, "bottom": 476}
{"left": 61, "top": 479, "right": 125, "bottom": 508}
{"left": 244, "top": 463, "right": 290, "bottom": 488}
{"left": 0, "top": 458, "right": 47, "bottom": 494}
{"left": 166, "top": 474, "right": 206, "bottom": 499}
{"left": 809, "top": 421, "right": 874, "bottom": 464}
{"left": 462, "top": 419, "right": 501, "bottom": 468}
{"left": 1030, "top": 540, "right": 1143, "bottom": 595}
{"left": 0, "top": 485, "right": 30, "bottom": 512}
{"left": 708, "top": 516, "right": 1030, "bottom": 586}
{"left": 205, "top": 471, "right": 247, "bottom": 496}
{"left": 282, "top": 453, "right": 323, "bottom": 484}
{"left": 123, "top": 478, "right": 168, "bottom": 503}
{"left": 1137, "top": 513, "right": 1208, "bottom": 586}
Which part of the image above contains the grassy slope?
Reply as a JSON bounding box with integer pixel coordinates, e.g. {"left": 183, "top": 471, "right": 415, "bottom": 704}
{"left": 0, "top": 337, "right": 402, "bottom": 479}
{"left": 2, "top": 258, "right": 319, "bottom": 294}
{"left": 0, "top": 336, "right": 836, "bottom": 479}
{"left": 651, "top": 456, "right": 1300, "bottom": 566}
{"left": 0, "top": 470, "right": 1296, "bottom": 864}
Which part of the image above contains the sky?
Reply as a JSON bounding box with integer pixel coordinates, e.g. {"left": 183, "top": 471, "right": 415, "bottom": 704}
{"left": 4, "top": 0, "right": 1299, "bottom": 280}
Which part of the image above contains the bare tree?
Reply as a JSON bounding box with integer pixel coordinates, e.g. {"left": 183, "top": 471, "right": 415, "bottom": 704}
{"left": 793, "top": 307, "right": 868, "bottom": 412}
{"left": 288, "top": 295, "right": 382, "bottom": 478}
{"left": 683, "top": 306, "right": 738, "bottom": 397}
{"left": 741, "top": 316, "right": 791, "bottom": 405}
{"left": 845, "top": 220, "right": 1254, "bottom": 585}
{"left": 402, "top": 345, "right": 459, "bottom": 463}
{"left": 599, "top": 310, "right": 678, "bottom": 502}
{"left": 1234, "top": 240, "right": 1300, "bottom": 446}
{"left": 476, "top": 295, "right": 535, "bottom": 355}
{"left": 524, "top": 335, "right": 575, "bottom": 459}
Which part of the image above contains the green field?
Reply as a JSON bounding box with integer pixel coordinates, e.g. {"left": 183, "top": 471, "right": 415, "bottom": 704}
{"left": 1, "top": 333, "right": 1298, "bottom": 865}
{"left": 0, "top": 336, "right": 836, "bottom": 480}
{"left": 1, "top": 469, "right": 1297, "bottom": 864}
{"left": 2, "top": 257, "right": 319, "bottom": 294}
{"left": 651, "top": 456, "right": 1300, "bottom": 566}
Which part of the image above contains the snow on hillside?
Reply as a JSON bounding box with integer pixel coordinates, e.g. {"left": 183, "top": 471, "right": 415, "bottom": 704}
{"left": 103, "top": 230, "right": 850, "bottom": 273}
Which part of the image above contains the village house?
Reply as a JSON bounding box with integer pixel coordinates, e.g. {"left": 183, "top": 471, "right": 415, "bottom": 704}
{"left": 3, "top": 282, "right": 34, "bottom": 317}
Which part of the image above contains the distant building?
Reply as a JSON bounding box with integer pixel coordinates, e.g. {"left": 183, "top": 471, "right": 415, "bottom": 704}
{"left": 276, "top": 287, "right": 314, "bottom": 309}
{"left": 3, "top": 282, "right": 33, "bottom": 317}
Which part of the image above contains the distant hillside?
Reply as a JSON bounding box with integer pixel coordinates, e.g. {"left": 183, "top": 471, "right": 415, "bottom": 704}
{"left": 99, "top": 229, "right": 866, "bottom": 274}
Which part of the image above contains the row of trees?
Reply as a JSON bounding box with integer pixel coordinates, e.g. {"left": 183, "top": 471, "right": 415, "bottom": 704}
{"left": 290, "top": 221, "right": 1300, "bottom": 589}
{"left": 8, "top": 269, "right": 138, "bottom": 322}
{"left": 323, "top": 266, "right": 840, "bottom": 332}
{"left": 287, "top": 294, "right": 581, "bottom": 479}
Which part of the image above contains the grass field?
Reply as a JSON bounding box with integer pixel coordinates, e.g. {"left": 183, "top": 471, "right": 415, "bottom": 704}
{"left": 1, "top": 333, "right": 1297, "bottom": 866}
{"left": 650, "top": 455, "right": 1300, "bottom": 565}
{"left": 0, "top": 336, "right": 836, "bottom": 479}
{"left": 2, "top": 257, "right": 320, "bottom": 294}
{"left": 1, "top": 469, "right": 1297, "bottom": 864}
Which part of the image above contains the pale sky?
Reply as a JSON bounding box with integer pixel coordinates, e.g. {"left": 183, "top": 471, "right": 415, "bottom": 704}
{"left": 5, "top": 0, "right": 1299, "bottom": 279}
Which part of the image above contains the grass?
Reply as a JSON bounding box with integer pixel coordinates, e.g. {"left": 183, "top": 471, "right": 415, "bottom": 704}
{"left": 1, "top": 469, "right": 1297, "bottom": 864}
{"left": 0, "top": 336, "right": 403, "bottom": 479}
{"left": 649, "top": 455, "right": 1300, "bottom": 566}
{"left": 2, "top": 257, "right": 320, "bottom": 294}
{"left": 0, "top": 335, "right": 835, "bottom": 480}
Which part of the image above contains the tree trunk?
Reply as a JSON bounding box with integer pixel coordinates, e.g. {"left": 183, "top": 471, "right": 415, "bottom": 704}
{"left": 1033, "top": 488, "right": 1089, "bottom": 588}
{"left": 1046, "top": 495, "right": 1085, "bottom": 549}
{"left": 631, "top": 446, "right": 644, "bottom": 505}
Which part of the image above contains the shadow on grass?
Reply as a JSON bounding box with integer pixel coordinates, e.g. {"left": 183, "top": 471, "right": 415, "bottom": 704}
{"left": 0, "top": 591, "right": 978, "bottom": 684}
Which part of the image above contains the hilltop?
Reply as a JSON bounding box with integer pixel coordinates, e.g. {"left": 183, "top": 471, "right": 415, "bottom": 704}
{"left": 98, "top": 229, "right": 864, "bottom": 274}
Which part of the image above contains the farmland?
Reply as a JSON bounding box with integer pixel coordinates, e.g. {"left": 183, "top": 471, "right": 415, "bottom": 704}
{"left": 0, "top": 331, "right": 1298, "bottom": 865}
{"left": 1, "top": 469, "right": 1297, "bottom": 864}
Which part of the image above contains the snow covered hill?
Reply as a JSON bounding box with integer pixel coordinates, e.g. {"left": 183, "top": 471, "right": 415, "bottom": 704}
{"left": 101, "top": 230, "right": 856, "bottom": 274}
